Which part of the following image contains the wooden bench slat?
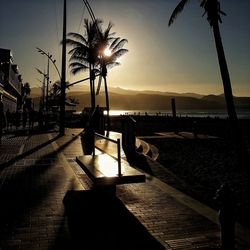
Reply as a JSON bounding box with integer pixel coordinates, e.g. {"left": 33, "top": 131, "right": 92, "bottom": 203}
{"left": 76, "top": 155, "right": 145, "bottom": 186}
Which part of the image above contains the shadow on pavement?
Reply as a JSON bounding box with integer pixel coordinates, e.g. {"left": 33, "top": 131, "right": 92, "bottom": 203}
{"left": 127, "top": 152, "right": 154, "bottom": 176}
{"left": 0, "top": 130, "right": 81, "bottom": 171}
{"left": 0, "top": 131, "right": 83, "bottom": 248}
{"left": 0, "top": 151, "right": 61, "bottom": 243}
{"left": 59, "top": 190, "right": 165, "bottom": 250}
{"left": 0, "top": 133, "right": 61, "bottom": 170}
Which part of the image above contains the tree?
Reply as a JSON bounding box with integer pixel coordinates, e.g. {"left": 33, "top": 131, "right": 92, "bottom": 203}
{"left": 66, "top": 19, "right": 101, "bottom": 111}
{"left": 22, "top": 82, "right": 31, "bottom": 96}
{"left": 96, "top": 23, "right": 128, "bottom": 130}
{"left": 49, "top": 81, "right": 71, "bottom": 108}
{"left": 168, "top": 0, "right": 247, "bottom": 160}
{"left": 22, "top": 82, "right": 31, "bottom": 104}
{"left": 67, "top": 18, "right": 128, "bottom": 130}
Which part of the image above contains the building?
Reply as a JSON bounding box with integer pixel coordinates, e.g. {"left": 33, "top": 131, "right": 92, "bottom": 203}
{"left": 0, "top": 48, "right": 22, "bottom": 112}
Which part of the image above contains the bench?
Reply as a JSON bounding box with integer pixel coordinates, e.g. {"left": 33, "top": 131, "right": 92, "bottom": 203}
{"left": 76, "top": 132, "right": 145, "bottom": 196}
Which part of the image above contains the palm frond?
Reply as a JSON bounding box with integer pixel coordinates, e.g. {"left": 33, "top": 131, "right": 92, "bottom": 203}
{"left": 66, "top": 40, "right": 89, "bottom": 52}
{"left": 200, "top": 0, "right": 226, "bottom": 26}
{"left": 69, "top": 57, "right": 89, "bottom": 67}
{"left": 67, "top": 45, "right": 87, "bottom": 55}
{"left": 112, "top": 39, "right": 128, "bottom": 52}
{"left": 111, "top": 49, "right": 128, "bottom": 60}
{"left": 69, "top": 62, "right": 88, "bottom": 68}
{"left": 69, "top": 62, "right": 88, "bottom": 75}
{"left": 103, "top": 22, "right": 114, "bottom": 39}
{"left": 67, "top": 32, "right": 88, "bottom": 45}
{"left": 168, "top": 0, "right": 190, "bottom": 26}
{"left": 109, "top": 37, "right": 121, "bottom": 50}
{"left": 106, "top": 62, "right": 120, "bottom": 69}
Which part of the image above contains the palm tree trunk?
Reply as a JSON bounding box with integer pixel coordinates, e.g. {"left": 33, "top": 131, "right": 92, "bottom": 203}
{"left": 104, "top": 76, "right": 111, "bottom": 130}
{"left": 212, "top": 23, "right": 237, "bottom": 122}
{"left": 92, "top": 75, "right": 95, "bottom": 109}
{"left": 89, "top": 64, "right": 95, "bottom": 110}
{"left": 212, "top": 22, "right": 247, "bottom": 160}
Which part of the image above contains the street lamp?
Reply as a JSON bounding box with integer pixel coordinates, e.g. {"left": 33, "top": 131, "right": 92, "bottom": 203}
{"left": 36, "top": 0, "right": 66, "bottom": 135}
{"left": 36, "top": 47, "right": 61, "bottom": 80}
{"left": 36, "top": 47, "right": 65, "bottom": 133}
{"left": 36, "top": 49, "right": 60, "bottom": 112}
{"left": 35, "top": 67, "right": 48, "bottom": 111}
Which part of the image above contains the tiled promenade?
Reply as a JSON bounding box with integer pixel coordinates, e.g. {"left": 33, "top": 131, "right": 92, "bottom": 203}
{"left": 0, "top": 128, "right": 249, "bottom": 249}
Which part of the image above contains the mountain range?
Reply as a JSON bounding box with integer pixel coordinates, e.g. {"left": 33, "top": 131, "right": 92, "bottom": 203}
{"left": 30, "top": 86, "right": 250, "bottom": 111}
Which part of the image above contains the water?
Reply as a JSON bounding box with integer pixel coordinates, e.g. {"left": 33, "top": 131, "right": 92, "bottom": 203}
{"left": 102, "top": 109, "right": 250, "bottom": 119}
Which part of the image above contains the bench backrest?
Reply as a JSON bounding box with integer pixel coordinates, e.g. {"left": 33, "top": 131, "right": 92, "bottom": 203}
{"left": 94, "top": 132, "right": 122, "bottom": 176}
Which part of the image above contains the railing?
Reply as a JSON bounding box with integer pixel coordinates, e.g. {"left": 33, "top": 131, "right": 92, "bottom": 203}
{"left": 94, "top": 132, "right": 122, "bottom": 176}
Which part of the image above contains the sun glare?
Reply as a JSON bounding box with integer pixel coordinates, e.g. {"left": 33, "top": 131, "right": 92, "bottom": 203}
{"left": 103, "top": 47, "right": 112, "bottom": 57}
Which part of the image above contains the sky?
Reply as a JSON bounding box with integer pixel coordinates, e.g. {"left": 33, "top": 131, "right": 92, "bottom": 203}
{"left": 0, "top": 0, "right": 249, "bottom": 96}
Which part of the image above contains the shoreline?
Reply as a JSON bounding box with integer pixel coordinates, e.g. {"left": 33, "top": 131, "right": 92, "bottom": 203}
{"left": 109, "top": 114, "right": 250, "bottom": 137}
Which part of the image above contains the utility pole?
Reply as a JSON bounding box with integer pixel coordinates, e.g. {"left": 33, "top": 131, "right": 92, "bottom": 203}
{"left": 42, "top": 73, "right": 46, "bottom": 110}
{"left": 60, "top": 0, "right": 66, "bottom": 136}
{"left": 46, "top": 53, "right": 50, "bottom": 111}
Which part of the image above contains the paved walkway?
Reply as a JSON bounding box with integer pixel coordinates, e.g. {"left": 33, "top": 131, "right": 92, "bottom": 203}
{"left": 0, "top": 128, "right": 249, "bottom": 249}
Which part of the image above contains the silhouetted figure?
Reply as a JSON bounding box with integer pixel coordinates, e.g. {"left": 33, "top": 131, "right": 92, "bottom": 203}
{"left": 214, "top": 183, "right": 236, "bottom": 250}
{"left": 15, "top": 110, "right": 21, "bottom": 129}
{"left": 122, "top": 116, "right": 136, "bottom": 160}
{"left": 38, "top": 109, "right": 45, "bottom": 130}
{"left": 5, "top": 109, "right": 11, "bottom": 131}
{"left": 8, "top": 111, "right": 15, "bottom": 131}
{"left": 22, "top": 108, "right": 28, "bottom": 128}
{"left": 0, "top": 93, "right": 6, "bottom": 145}
{"left": 28, "top": 108, "right": 35, "bottom": 131}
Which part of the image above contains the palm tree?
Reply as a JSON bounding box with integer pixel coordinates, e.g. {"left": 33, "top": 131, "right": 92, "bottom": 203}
{"left": 67, "top": 18, "right": 101, "bottom": 111}
{"left": 168, "top": 0, "right": 247, "bottom": 158}
{"left": 96, "top": 23, "right": 128, "bottom": 130}
{"left": 67, "top": 19, "right": 128, "bottom": 130}
{"left": 22, "top": 82, "right": 31, "bottom": 105}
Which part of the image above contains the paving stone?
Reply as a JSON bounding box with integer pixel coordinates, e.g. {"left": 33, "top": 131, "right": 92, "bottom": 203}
{"left": 0, "top": 129, "right": 249, "bottom": 249}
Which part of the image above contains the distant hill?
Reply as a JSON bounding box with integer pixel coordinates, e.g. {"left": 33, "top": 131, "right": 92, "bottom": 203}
{"left": 104, "top": 87, "right": 204, "bottom": 98}
{"left": 30, "top": 86, "right": 250, "bottom": 111}
{"left": 68, "top": 92, "right": 250, "bottom": 111}
{"left": 30, "top": 86, "right": 204, "bottom": 99}
{"left": 201, "top": 94, "right": 250, "bottom": 109}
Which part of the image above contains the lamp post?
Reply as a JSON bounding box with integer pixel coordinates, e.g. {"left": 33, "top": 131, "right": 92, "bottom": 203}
{"left": 35, "top": 68, "right": 48, "bottom": 111}
{"left": 36, "top": 2, "right": 66, "bottom": 136}
{"left": 46, "top": 53, "right": 50, "bottom": 111}
{"left": 36, "top": 45, "right": 66, "bottom": 134}
{"left": 36, "top": 48, "right": 62, "bottom": 112}
{"left": 36, "top": 79, "right": 45, "bottom": 111}
{"left": 36, "top": 48, "right": 61, "bottom": 80}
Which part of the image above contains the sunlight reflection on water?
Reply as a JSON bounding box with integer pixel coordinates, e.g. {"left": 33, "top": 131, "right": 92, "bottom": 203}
{"left": 101, "top": 109, "right": 250, "bottom": 119}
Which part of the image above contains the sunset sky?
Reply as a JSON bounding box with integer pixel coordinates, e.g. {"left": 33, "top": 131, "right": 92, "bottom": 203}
{"left": 1, "top": 0, "right": 249, "bottom": 96}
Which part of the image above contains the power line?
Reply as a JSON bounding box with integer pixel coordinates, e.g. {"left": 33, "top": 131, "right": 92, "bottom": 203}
{"left": 53, "top": 0, "right": 62, "bottom": 66}
{"left": 82, "top": 0, "right": 97, "bottom": 24}
{"left": 77, "top": 2, "right": 86, "bottom": 33}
